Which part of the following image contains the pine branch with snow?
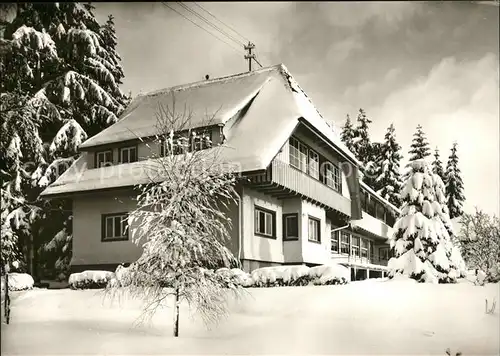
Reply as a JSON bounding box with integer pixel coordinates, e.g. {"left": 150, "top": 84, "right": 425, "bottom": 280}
{"left": 408, "top": 124, "right": 431, "bottom": 162}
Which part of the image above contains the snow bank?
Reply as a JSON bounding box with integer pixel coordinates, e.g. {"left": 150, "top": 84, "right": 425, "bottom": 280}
{"left": 0, "top": 273, "right": 34, "bottom": 291}
{"left": 68, "top": 270, "right": 114, "bottom": 289}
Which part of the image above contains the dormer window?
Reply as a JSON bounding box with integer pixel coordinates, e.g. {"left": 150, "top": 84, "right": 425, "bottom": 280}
{"left": 119, "top": 146, "right": 138, "bottom": 164}
{"left": 96, "top": 150, "right": 113, "bottom": 168}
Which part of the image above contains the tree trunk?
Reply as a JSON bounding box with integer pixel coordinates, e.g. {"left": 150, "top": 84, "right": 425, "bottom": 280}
{"left": 3, "top": 265, "right": 10, "bottom": 325}
{"left": 173, "top": 287, "right": 180, "bottom": 337}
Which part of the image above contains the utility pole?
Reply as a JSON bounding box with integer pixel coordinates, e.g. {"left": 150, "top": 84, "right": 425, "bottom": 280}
{"left": 244, "top": 42, "right": 255, "bottom": 72}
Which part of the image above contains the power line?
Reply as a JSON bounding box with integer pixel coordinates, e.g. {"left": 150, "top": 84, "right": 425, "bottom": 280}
{"left": 176, "top": 2, "right": 246, "bottom": 47}
{"left": 192, "top": 2, "right": 251, "bottom": 44}
{"left": 161, "top": 2, "right": 245, "bottom": 56}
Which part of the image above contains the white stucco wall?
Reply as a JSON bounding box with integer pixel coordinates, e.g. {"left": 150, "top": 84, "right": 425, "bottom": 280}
{"left": 72, "top": 191, "right": 142, "bottom": 266}
{"left": 300, "top": 201, "right": 330, "bottom": 265}
{"left": 241, "top": 187, "right": 284, "bottom": 263}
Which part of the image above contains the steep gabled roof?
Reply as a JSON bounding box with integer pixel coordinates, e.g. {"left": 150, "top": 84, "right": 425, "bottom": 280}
{"left": 41, "top": 64, "right": 362, "bottom": 198}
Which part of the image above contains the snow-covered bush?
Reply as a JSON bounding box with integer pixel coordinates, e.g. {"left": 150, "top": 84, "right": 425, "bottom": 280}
{"left": 0, "top": 273, "right": 34, "bottom": 291}
{"left": 309, "top": 264, "right": 350, "bottom": 285}
{"left": 68, "top": 270, "right": 114, "bottom": 289}
{"left": 250, "top": 265, "right": 313, "bottom": 287}
{"left": 108, "top": 264, "right": 132, "bottom": 287}
{"left": 216, "top": 268, "right": 253, "bottom": 288}
{"left": 249, "top": 264, "right": 350, "bottom": 288}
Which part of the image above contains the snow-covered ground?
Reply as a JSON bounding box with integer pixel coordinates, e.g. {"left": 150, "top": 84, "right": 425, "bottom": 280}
{"left": 1, "top": 277, "right": 499, "bottom": 355}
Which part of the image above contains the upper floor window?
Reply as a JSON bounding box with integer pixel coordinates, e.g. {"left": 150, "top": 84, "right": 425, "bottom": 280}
{"left": 289, "top": 136, "right": 308, "bottom": 172}
{"left": 322, "top": 162, "right": 341, "bottom": 192}
{"left": 101, "top": 213, "right": 128, "bottom": 242}
{"left": 96, "top": 150, "right": 113, "bottom": 168}
{"left": 331, "top": 230, "right": 339, "bottom": 253}
{"left": 119, "top": 146, "right": 138, "bottom": 164}
{"left": 160, "top": 130, "right": 212, "bottom": 157}
{"left": 386, "top": 211, "right": 396, "bottom": 227}
{"left": 283, "top": 213, "right": 299, "bottom": 240}
{"left": 254, "top": 206, "right": 275, "bottom": 238}
{"left": 308, "top": 149, "right": 320, "bottom": 179}
{"left": 376, "top": 201, "right": 385, "bottom": 221}
{"left": 308, "top": 216, "right": 321, "bottom": 243}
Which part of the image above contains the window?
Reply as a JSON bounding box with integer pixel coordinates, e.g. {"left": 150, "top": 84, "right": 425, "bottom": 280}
{"left": 331, "top": 230, "right": 339, "bottom": 253}
{"left": 119, "top": 146, "right": 137, "bottom": 164}
{"left": 340, "top": 231, "right": 350, "bottom": 254}
{"left": 351, "top": 236, "right": 360, "bottom": 257}
{"left": 367, "top": 195, "right": 376, "bottom": 216}
{"left": 101, "top": 213, "right": 128, "bottom": 241}
{"left": 96, "top": 150, "right": 113, "bottom": 168}
{"left": 283, "top": 213, "right": 299, "bottom": 240}
{"left": 308, "top": 217, "right": 321, "bottom": 242}
{"left": 360, "top": 189, "right": 367, "bottom": 211}
{"left": 191, "top": 131, "right": 212, "bottom": 151}
{"left": 386, "top": 211, "right": 396, "bottom": 227}
{"left": 369, "top": 240, "right": 374, "bottom": 259}
{"left": 361, "top": 238, "right": 369, "bottom": 258}
{"left": 379, "top": 247, "right": 389, "bottom": 261}
{"left": 376, "top": 201, "right": 385, "bottom": 221}
{"left": 308, "top": 149, "right": 320, "bottom": 179}
{"left": 289, "top": 137, "right": 307, "bottom": 172}
{"left": 322, "top": 162, "right": 341, "bottom": 192}
{"left": 254, "top": 206, "right": 275, "bottom": 238}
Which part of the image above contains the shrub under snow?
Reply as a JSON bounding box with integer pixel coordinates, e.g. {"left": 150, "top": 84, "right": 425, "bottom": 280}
{"left": 68, "top": 270, "right": 114, "bottom": 289}
{"left": 0, "top": 273, "right": 35, "bottom": 291}
{"left": 250, "top": 264, "right": 350, "bottom": 288}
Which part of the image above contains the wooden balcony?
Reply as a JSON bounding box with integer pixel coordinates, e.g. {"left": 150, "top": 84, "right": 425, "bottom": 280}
{"left": 351, "top": 212, "right": 394, "bottom": 241}
{"left": 244, "top": 158, "right": 351, "bottom": 218}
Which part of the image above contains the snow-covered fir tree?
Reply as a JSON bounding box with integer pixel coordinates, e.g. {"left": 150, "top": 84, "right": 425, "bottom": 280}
{"left": 352, "top": 108, "right": 372, "bottom": 164}
{"left": 1, "top": 3, "right": 129, "bottom": 279}
{"left": 375, "top": 124, "right": 403, "bottom": 207}
{"left": 445, "top": 142, "right": 465, "bottom": 219}
{"left": 408, "top": 124, "right": 431, "bottom": 162}
{"left": 340, "top": 114, "right": 356, "bottom": 155}
{"left": 388, "top": 159, "right": 459, "bottom": 283}
{"left": 431, "top": 147, "right": 445, "bottom": 184}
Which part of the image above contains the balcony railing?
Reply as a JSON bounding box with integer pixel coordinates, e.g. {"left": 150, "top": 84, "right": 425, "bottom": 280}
{"left": 246, "top": 158, "right": 351, "bottom": 217}
{"left": 330, "top": 252, "right": 389, "bottom": 267}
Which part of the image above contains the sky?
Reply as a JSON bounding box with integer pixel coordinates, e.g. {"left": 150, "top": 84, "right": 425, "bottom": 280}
{"left": 94, "top": 2, "right": 500, "bottom": 217}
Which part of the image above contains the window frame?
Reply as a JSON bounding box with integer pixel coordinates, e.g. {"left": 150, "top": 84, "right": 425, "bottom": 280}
{"left": 322, "top": 161, "right": 341, "bottom": 193}
{"left": 119, "top": 145, "right": 138, "bottom": 164}
{"left": 283, "top": 213, "right": 299, "bottom": 241}
{"left": 351, "top": 235, "right": 360, "bottom": 257}
{"left": 360, "top": 238, "right": 369, "bottom": 258}
{"left": 307, "top": 216, "right": 321, "bottom": 243}
{"left": 101, "top": 212, "right": 129, "bottom": 242}
{"left": 340, "top": 231, "right": 350, "bottom": 255}
{"left": 330, "top": 230, "right": 340, "bottom": 253}
{"left": 95, "top": 150, "right": 113, "bottom": 168}
{"left": 254, "top": 205, "right": 276, "bottom": 239}
{"left": 308, "top": 149, "right": 320, "bottom": 179}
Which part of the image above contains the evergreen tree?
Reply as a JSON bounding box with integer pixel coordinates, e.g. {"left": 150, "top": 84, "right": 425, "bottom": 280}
{"left": 340, "top": 114, "right": 356, "bottom": 155}
{"left": 431, "top": 147, "right": 445, "bottom": 184}
{"left": 363, "top": 141, "right": 382, "bottom": 191}
{"left": 408, "top": 124, "right": 431, "bottom": 162}
{"left": 1, "top": 3, "right": 129, "bottom": 279}
{"left": 375, "top": 124, "right": 403, "bottom": 207}
{"left": 352, "top": 108, "right": 372, "bottom": 165}
{"left": 388, "top": 159, "right": 458, "bottom": 283}
{"left": 445, "top": 142, "right": 465, "bottom": 219}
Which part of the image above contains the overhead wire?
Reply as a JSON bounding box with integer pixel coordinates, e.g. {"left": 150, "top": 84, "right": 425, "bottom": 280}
{"left": 161, "top": 2, "right": 245, "bottom": 56}
{"left": 176, "top": 2, "right": 246, "bottom": 47}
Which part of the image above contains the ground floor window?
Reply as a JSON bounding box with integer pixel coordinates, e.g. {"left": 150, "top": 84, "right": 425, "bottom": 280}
{"left": 361, "top": 238, "right": 369, "bottom": 258}
{"left": 308, "top": 217, "right": 321, "bottom": 242}
{"left": 283, "top": 213, "right": 299, "bottom": 240}
{"left": 101, "top": 213, "right": 129, "bottom": 241}
{"left": 351, "top": 236, "right": 360, "bottom": 257}
{"left": 331, "top": 230, "right": 339, "bottom": 253}
{"left": 340, "top": 231, "right": 350, "bottom": 254}
{"left": 254, "top": 206, "right": 275, "bottom": 238}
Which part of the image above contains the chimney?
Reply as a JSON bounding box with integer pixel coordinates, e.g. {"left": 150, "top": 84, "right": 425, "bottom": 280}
{"left": 205, "top": 74, "right": 210, "bottom": 80}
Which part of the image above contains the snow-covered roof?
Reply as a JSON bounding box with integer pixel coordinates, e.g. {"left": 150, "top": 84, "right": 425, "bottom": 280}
{"left": 41, "top": 63, "right": 362, "bottom": 197}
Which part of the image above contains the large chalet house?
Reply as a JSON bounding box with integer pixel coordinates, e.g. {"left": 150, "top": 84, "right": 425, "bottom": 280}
{"left": 41, "top": 64, "right": 399, "bottom": 281}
